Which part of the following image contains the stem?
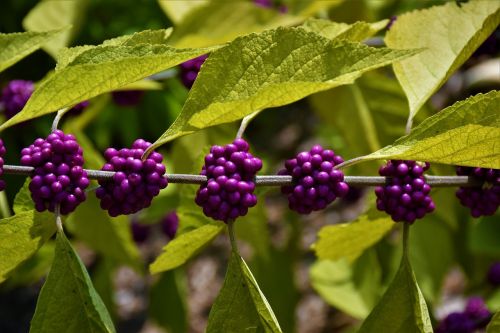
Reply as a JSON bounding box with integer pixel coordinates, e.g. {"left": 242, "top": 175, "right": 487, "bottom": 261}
{"left": 0, "top": 191, "right": 11, "bottom": 218}
{"left": 405, "top": 117, "right": 413, "bottom": 135}
{"left": 51, "top": 108, "right": 70, "bottom": 132}
{"left": 1, "top": 165, "right": 481, "bottom": 187}
{"left": 236, "top": 110, "right": 260, "bottom": 139}
{"left": 55, "top": 204, "right": 63, "bottom": 232}
{"left": 227, "top": 220, "right": 240, "bottom": 256}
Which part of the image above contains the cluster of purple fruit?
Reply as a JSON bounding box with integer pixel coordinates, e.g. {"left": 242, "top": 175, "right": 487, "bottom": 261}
{"left": 0, "top": 80, "right": 34, "bottom": 119}
{"left": 179, "top": 55, "right": 208, "bottom": 88}
{"left": 375, "top": 160, "right": 435, "bottom": 223}
{"left": 456, "top": 166, "right": 500, "bottom": 217}
{"left": 279, "top": 145, "right": 349, "bottom": 214}
{"left": 437, "top": 297, "right": 491, "bottom": 333}
{"left": 0, "top": 139, "right": 5, "bottom": 191}
{"left": 131, "top": 211, "right": 179, "bottom": 244}
{"left": 195, "top": 139, "right": 261, "bottom": 223}
{"left": 96, "top": 139, "right": 168, "bottom": 217}
{"left": 20, "top": 130, "right": 89, "bottom": 215}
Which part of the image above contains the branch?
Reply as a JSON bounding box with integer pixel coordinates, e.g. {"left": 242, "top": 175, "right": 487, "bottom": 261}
{"left": 2, "top": 164, "right": 481, "bottom": 187}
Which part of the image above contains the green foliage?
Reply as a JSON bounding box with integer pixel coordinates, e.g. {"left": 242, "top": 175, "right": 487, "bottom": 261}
{"left": 30, "top": 230, "right": 115, "bottom": 333}
{"left": 0, "top": 210, "right": 55, "bottom": 283}
{"left": 206, "top": 250, "right": 282, "bottom": 333}
{"left": 166, "top": 2, "right": 302, "bottom": 48}
{"left": 157, "top": 0, "right": 207, "bottom": 24}
{"left": 150, "top": 222, "right": 225, "bottom": 274}
{"left": 149, "top": 27, "right": 419, "bottom": 150}
{"left": 313, "top": 210, "right": 394, "bottom": 262}
{"left": 359, "top": 246, "right": 433, "bottom": 333}
{"left": 300, "top": 18, "right": 388, "bottom": 41}
{"left": 22, "top": 0, "right": 88, "bottom": 57}
{"left": 0, "top": 29, "right": 216, "bottom": 131}
{"left": 0, "top": 29, "right": 66, "bottom": 73}
{"left": 469, "top": 215, "right": 500, "bottom": 256}
{"left": 488, "top": 311, "right": 500, "bottom": 333}
{"left": 385, "top": 1, "right": 500, "bottom": 123}
{"left": 359, "top": 91, "right": 500, "bottom": 169}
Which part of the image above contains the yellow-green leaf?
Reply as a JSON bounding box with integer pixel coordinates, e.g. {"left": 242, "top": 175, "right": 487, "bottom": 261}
{"left": 167, "top": 2, "right": 302, "bottom": 48}
{"left": 0, "top": 210, "right": 56, "bottom": 283}
{"left": 0, "top": 30, "right": 216, "bottom": 131}
{"left": 22, "top": 0, "right": 88, "bottom": 58}
{"left": 30, "top": 230, "right": 115, "bottom": 333}
{"left": 385, "top": 1, "right": 500, "bottom": 124}
{"left": 149, "top": 27, "right": 419, "bottom": 151}
{"left": 487, "top": 311, "right": 500, "bottom": 333}
{"left": 355, "top": 91, "right": 500, "bottom": 169}
{"left": 157, "top": 0, "right": 208, "bottom": 24}
{"left": 300, "top": 18, "right": 388, "bottom": 41}
{"left": 150, "top": 222, "right": 225, "bottom": 274}
{"left": 0, "top": 29, "right": 66, "bottom": 73}
{"left": 313, "top": 211, "right": 394, "bottom": 262}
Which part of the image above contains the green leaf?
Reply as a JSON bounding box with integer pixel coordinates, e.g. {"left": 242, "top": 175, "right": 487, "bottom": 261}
{"left": 66, "top": 195, "right": 141, "bottom": 271}
{"left": 358, "top": 255, "right": 432, "bottom": 333}
{"left": 150, "top": 222, "right": 225, "bottom": 274}
{"left": 157, "top": 0, "right": 208, "bottom": 24}
{"left": 30, "top": 230, "right": 115, "bottom": 333}
{"left": 167, "top": 2, "right": 302, "bottom": 48}
{"left": 300, "top": 18, "right": 388, "bottom": 41}
{"left": 469, "top": 215, "right": 500, "bottom": 256}
{"left": 149, "top": 269, "right": 188, "bottom": 333}
{"left": 14, "top": 179, "right": 35, "bottom": 213}
{"left": 0, "top": 30, "right": 216, "bottom": 131}
{"left": 487, "top": 311, "right": 500, "bottom": 333}
{"left": 22, "top": 0, "right": 88, "bottom": 57}
{"left": 385, "top": 1, "right": 500, "bottom": 122}
{"left": 0, "top": 29, "right": 66, "bottom": 73}
{"left": 149, "top": 27, "right": 419, "bottom": 149}
{"left": 0, "top": 210, "right": 56, "bottom": 283}
{"left": 207, "top": 251, "right": 282, "bottom": 333}
{"left": 357, "top": 91, "right": 500, "bottom": 169}
{"left": 313, "top": 211, "right": 394, "bottom": 262}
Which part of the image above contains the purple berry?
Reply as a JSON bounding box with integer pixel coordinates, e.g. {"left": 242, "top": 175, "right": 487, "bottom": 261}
{"left": 436, "top": 312, "right": 475, "bottom": 333}
{"left": 455, "top": 166, "right": 499, "bottom": 217}
{"left": 161, "top": 211, "right": 179, "bottom": 239}
{"left": 96, "top": 139, "right": 168, "bottom": 217}
{"left": 465, "top": 297, "right": 491, "bottom": 328}
{"left": 375, "top": 160, "right": 434, "bottom": 223}
{"left": 280, "top": 145, "right": 348, "bottom": 214}
{"left": 0, "top": 139, "right": 6, "bottom": 191}
{"left": 130, "top": 218, "right": 151, "bottom": 244}
{"left": 20, "top": 130, "right": 89, "bottom": 214}
{"left": 195, "top": 139, "right": 261, "bottom": 222}
{"left": 488, "top": 262, "right": 500, "bottom": 286}
{"left": 179, "top": 55, "right": 208, "bottom": 88}
{"left": 0, "top": 80, "right": 34, "bottom": 119}
{"left": 111, "top": 90, "right": 144, "bottom": 106}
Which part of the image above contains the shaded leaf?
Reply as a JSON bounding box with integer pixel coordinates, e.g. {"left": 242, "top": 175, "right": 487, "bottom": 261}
{"left": 0, "top": 210, "right": 55, "bottom": 283}
{"left": 30, "top": 230, "right": 115, "bottom": 333}
{"left": 149, "top": 27, "right": 419, "bottom": 150}
{"left": 487, "top": 311, "right": 500, "bottom": 333}
{"left": 358, "top": 91, "right": 500, "bottom": 169}
{"left": 313, "top": 211, "right": 394, "bottom": 262}
{"left": 0, "top": 30, "right": 215, "bottom": 131}
{"left": 300, "top": 18, "right": 388, "bottom": 41}
{"left": 385, "top": 1, "right": 500, "bottom": 122}
{"left": 469, "top": 215, "right": 500, "bottom": 256}
{"left": 150, "top": 222, "right": 225, "bottom": 274}
{"left": 207, "top": 251, "right": 282, "bottom": 332}
{"left": 0, "top": 29, "right": 66, "bottom": 73}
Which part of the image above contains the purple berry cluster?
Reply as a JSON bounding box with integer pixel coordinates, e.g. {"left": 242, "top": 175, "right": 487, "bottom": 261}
{"left": 179, "top": 55, "right": 208, "bottom": 88}
{"left": 437, "top": 297, "right": 491, "bottom": 333}
{"left": 1, "top": 80, "right": 34, "bottom": 119}
{"left": 112, "top": 90, "right": 144, "bottom": 107}
{"left": 20, "top": 130, "right": 89, "bottom": 214}
{"left": 195, "top": 139, "right": 261, "bottom": 222}
{"left": 456, "top": 167, "right": 499, "bottom": 217}
{"left": 96, "top": 139, "right": 168, "bottom": 217}
{"left": 0, "top": 139, "right": 6, "bottom": 191}
{"left": 279, "top": 145, "right": 349, "bottom": 214}
{"left": 375, "top": 160, "right": 435, "bottom": 223}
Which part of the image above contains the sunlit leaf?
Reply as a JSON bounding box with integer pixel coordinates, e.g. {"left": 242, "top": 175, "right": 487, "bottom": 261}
{"left": 157, "top": 0, "right": 208, "bottom": 24}
{"left": 30, "top": 230, "right": 115, "bottom": 333}
{"left": 149, "top": 27, "right": 419, "bottom": 150}
{"left": 300, "top": 18, "right": 388, "bottom": 41}
{"left": 385, "top": 1, "right": 500, "bottom": 123}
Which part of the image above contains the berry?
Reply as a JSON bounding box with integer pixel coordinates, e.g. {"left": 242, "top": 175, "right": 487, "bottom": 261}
{"left": 1, "top": 80, "right": 34, "bottom": 119}
{"left": 179, "top": 55, "right": 208, "bottom": 88}
{"left": 96, "top": 139, "right": 168, "bottom": 217}
{"left": 20, "top": 130, "right": 89, "bottom": 214}
{"left": 195, "top": 139, "right": 261, "bottom": 222}
{"left": 0, "top": 139, "right": 6, "bottom": 191}
{"left": 130, "top": 218, "right": 151, "bottom": 244}
{"left": 112, "top": 90, "right": 144, "bottom": 106}
{"left": 279, "top": 145, "right": 348, "bottom": 214}
{"left": 455, "top": 166, "right": 499, "bottom": 217}
{"left": 375, "top": 160, "right": 435, "bottom": 223}
{"left": 436, "top": 312, "right": 475, "bottom": 333}
{"left": 488, "top": 262, "right": 500, "bottom": 286}
{"left": 161, "top": 211, "right": 179, "bottom": 239}
{"left": 464, "top": 297, "right": 491, "bottom": 328}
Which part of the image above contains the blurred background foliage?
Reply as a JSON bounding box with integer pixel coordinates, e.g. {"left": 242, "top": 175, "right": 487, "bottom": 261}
{"left": 0, "top": 1, "right": 498, "bottom": 332}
